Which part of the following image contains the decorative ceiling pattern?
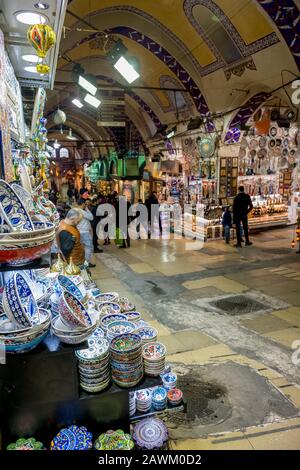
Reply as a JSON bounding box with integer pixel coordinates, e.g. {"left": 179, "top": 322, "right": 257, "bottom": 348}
{"left": 229, "top": 91, "right": 271, "bottom": 129}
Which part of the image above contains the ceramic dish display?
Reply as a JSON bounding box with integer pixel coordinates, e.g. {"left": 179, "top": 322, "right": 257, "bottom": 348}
{"left": 57, "top": 275, "right": 86, "bottom": 302}
{"left": 110, "top": 333, "right": 143, "bottom": 388}
{"left": 94, "top": 292, "right": 119, "bottom": 303}
{"left": 100, "top": 313, "right": 127, "bottom": 331}
{"left": 0, "top": 179, "right": 34, "bottom": 232}
{"left": 3, "top": 273, "right": 38, "bottom": 327}
{"left": 137, "top": 326, "right": 158, "bottom": 344}
{"left": 132, "top": 418, "right": 168, "bottom": 450}
{"left": 152, "top": 386, "right": 167, "bottom": 411}
{"left": 59, "top": 291, "right": 92, "bottom": 328}
{"left": 50, "top": 426, "right": 93, "bottom": 450}
{"left": 106, "top": 320, "right": 136, "bottom": 342}
{"left": 76, "top": 337, "right": 110, "bottom": 392}
{"left": 123, "top": 311, "right": 141, "bottom": 323}
{"left": 94, "top": 430, "right": 134, "bottom": 450}
{"left": 167, "top": 388, "right": 183, "bottom": 406}
{"left": 98, "top": 302, "right": 121, "bottom": 317}
{"left": 117, "top": 297, "right": 135, "bottom": 313}
{"left": 142, "top": 342, "right": 166, "bottom": 377}
{"left": 7, "top": 438, "right": 46, "bottom": 450}
{"left": 161, "top": 372, "right": 177, "bottom": 390}
{"left": 136, "top": 389, "right": 152, "bottom": 413}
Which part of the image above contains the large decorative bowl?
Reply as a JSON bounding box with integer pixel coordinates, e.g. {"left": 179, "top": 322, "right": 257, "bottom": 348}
{"left": 106, "top": 320, "right": 136, "bottom": 342}
{"left": 0, "top": 237, "right": 53, "bottom": 265}
{"left": 94, "top": 292, "right": 119, "bottom": 303}
{"left": 0, "top": 309, "right": 50, "bottom": 338}
{"left": 51, "top": 313, "right": 97, "bottom": 337}
{"left": 94, "top": 430, "right": 134, "bottom": 450}
{"left": 0, "top": 321, "right": 49, "bottom": 354}
{"left": 59, "top": 291, "right": 92, "bottom": 328}
{"left": 98, "top": 302, "right": 121, "bottom": 317}
{"left": 0, "top": 220, "right": 55, "bottom": 241}
{"left": 0, "top": 179, "right": 34, "bottom": 231}
{"left": 57, "top": 275, "right": 86, "bottom": 302}
{"left": 50, "top": 425, "right": 93, "bottom": 450}
{"left": 2, "top": 273, "right": 38, "bottom": 327}
{"left": 7, "top": 437, "right": 46, "bottom": 450}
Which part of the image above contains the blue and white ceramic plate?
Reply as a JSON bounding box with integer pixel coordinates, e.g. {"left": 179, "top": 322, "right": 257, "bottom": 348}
{"left": 137, "top": 327, "right": 157, "bottom": 342}
{"left": 3, "top": 273, "right": 38, "bottom": 328}
{"left": 0, "top": 180, "right": 34, "bottom": 231}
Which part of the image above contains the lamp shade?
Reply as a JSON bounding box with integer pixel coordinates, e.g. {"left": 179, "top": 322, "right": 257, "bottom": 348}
{"left": 27, "top": 24, "right": 56, "bottom": 58}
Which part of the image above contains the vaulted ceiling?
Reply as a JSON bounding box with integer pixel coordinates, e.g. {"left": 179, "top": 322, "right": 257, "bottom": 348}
{"left": 46, "top": 0, "right": 300, "bottom": 149}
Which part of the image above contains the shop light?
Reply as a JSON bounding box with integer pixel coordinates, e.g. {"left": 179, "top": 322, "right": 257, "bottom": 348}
{"left": 67, "top": 128, "right": 77, "bottom": 140}
{"left": 15, "top": 11, "right": 47, "bottom": 25}
{"left": 78, "top": 75, "right": 97, "bottom": 96}
{"left": 113, "top": 56, "right": 140, "bottom": 84}
{"left": 72, "top": 98, "right": 84, "bottom": 109}
{"left": 53, "top": 139, "right": 61, "bottom": 149}
{"left": 84, "top": 93, "right": 101, "bottom": 109}
{"left": 24, "top": 66, "right": 39, "bottom": 73}
{"left": 22, "top": 54, "right": 40, "bottom": 63}
{"left": 34, "top": 2, "right": 49, "bottom": 9}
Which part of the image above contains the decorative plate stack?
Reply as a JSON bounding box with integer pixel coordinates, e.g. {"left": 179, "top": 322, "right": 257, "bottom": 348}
{"left": 136, "top": 389, "right": 152, "bottom": 413}
{"left": 0, "top": 180, "right": 56, "bottom": 266}
{"left": 117, "top": 297, "right": 135, "bottom": 313}
{"left": 95, "top": 292, "right": 119, "bottom": 303}
{"left": 98, "top": 302, "right": 121, "bottom": 318}
{"left": 152, "top": 387, "right": 167, "bottom": 411}
{"left": 142, "top": 342, "right": 166, "bottom": 377}
{"left": 94, "top": 429, "right": 134, "bottom": 450}
{"left": 124, "top": 311, "right": 141, "bottom": 323}
{"left": 167, "top": 388, "right": 183, "bottom": 406}
{"left": 1, "top": 273, "right": 50, "bottom": 353}
{"left": 161, "top": 372, "right": 177, "bottom": 390}
{"left": 106, "top": 320, "right": 136, "bottom": 343}
{"left": 132, "top": 418, "right": 169, "bottom": 450}
{"left": 50, "top": 425, "right": 93, "bottom": 450}
{"left": 110, "top": 333, "right": 143, "bottom": 388}
{"left": 137, "top": 326, "right": 158, "bottom": 345}
{"left": 100, "top": 313, "right": 127, "bottom": 333}
{"left": 75, "top": 337, "right": 110, "bottom": 393}
{"left": 129, "top": 391, "right": 136, "bottom": 417}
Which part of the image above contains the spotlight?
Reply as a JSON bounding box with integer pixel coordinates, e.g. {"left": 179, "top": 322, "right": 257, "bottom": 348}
{"left": 84, "top": 93, "right": 101, "bottom": 109}
{"left": 72, "top": 98, "right": 83, "bottom": 109}
{"left": 67, "top": 128, "right": 77, "bottom": 140}
{"left": 114, "top": 56, "right": 140, "bottom": 84}
{"left": 78, "top": 75, "right": 97, "bottom": 96}
{"left": 53, "top": 139, "right": 60, "bottom": 149}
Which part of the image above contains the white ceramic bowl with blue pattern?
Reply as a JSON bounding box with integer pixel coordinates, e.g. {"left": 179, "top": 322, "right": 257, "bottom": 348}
{"left": 2, "top": 273, "right": 38, "bottom": 328}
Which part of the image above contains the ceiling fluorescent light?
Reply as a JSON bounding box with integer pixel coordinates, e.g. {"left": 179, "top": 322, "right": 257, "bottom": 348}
{"left": 15, "top": 11, "right": 47, "bottom": 25}
{"left": 114, "top": 56, "right": 140, "bottom": 84}
{"left": 84, "top": 93, "right": 101, "bottom": 109}
{"left": 78, "top": 75, "right": 97, "bottom": 96}
{"left": 166, "top": 130, "right": 175, "bottom": 139}
{"left": 53, "top": 139, "right": 60, "bottom": 149}
{"left": 22, "top": 54, "right": 40, "bottom": 63}
{"left": 24, "top": 66, "right": 39, "bottom": 73}
{"left": 72, "top": 98, "right": 83, "bottom": 109}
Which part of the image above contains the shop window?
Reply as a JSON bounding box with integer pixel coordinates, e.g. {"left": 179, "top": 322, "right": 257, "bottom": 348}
{"left": 59, "top": 147, "right": 69, "bottom": 159}
{"left": 192, "top": 4, "right": 242, "bottom": 64}
{"left": 99, "top": 161, "right": 107, "bottom": 177}
{"left": 110, "top": 160, "right": 117, "bottom": 175}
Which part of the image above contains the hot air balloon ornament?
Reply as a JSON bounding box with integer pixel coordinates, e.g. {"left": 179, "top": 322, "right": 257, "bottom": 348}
{"left": 27, "top": 24, "right": 56, "bottom": 74}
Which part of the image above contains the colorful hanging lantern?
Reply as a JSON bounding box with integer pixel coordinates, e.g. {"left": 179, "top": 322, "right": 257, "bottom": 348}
{"left": 27, "top": 24, "right": 56, "bottom": 74}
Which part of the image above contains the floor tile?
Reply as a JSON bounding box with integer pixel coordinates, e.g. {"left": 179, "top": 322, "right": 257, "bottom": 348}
{"left": 129, "top": 263, "right": 156, "bottom": 274}
{"left": 263, "top": 328, "right": 300, "bottom": 349}
{"left": 182, "top": 276, "right": 248, "bottom": 293}
{"left": 240, "top": 315, "right": 292, "bottom": 334}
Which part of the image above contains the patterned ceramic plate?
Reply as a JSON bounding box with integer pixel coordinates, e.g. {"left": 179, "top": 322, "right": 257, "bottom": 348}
{"left": 269, "top": 126, "right": 277, "bottom": 137}
{"left": 101, "top": 313, "right": 127, "bottom": 330}
{"left": 110, "top": 333, "right": 142, "bottom": 353}
{"left": 268, "top": 139, "right": 276, "bottom": 148}
{"left": 94, "top": 430, "right": 134, "bottom": 450}
{"left": 249, "top": 139, "right": 258, "bottom": 150}
{"left": 137, "top": 327, "right": 158, "bottom": 342}
{"left": 124, "top": 311, "right": 141, "bottom": 322}
{"left": 0, "top": 179, "right": 34, "bottom": 231}
{"left": 107, "top": 320, "right": 136, "bottom": 336}
{"left": 142, "top": 342, "right": 166, "bottom": 361}
{"left": 133, "top": 418, "right": 168, "bottom": 450}
{"left": 76, "top": 337, "right": 110, "bottom": 362}
{"left": 7, "top": 438, "right": 46, "bottom": 450}
{"left": 50, "top": 425, "right": 93, "bottom": 450}
{"left": 95, "top": 292, "right": 119, "bottom": 303}
{"left": 99, "top": 302, "right": 121, "bottom": 315}
{"left": 259, "top": 136, "right": 267, "bottom": 148}
{"left": 289, "top": 126, "right": 298, "bottom": 138}
{"left": 258, "top": 148, "right": 267, "bottom": 159}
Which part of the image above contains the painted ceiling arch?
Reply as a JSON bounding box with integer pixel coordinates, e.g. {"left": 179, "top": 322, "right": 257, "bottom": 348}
{"left": 228, "top": 91, "right": 272, "bottom": 131}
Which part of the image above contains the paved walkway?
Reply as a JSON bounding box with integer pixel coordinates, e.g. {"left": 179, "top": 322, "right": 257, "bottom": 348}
{"left": 92, "top": 226, "right": 300, "bottom": 450}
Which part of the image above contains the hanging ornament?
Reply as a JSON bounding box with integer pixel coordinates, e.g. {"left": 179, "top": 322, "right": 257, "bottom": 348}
{"left": 53, "top": 109, "right": 66, "bottom": 125}
{"left": 291, "top": 239, "right": 296, "bottom": 248}
{"left": 40, "top": 126, "right": 47, "bottom": 134}
{"left": 27, "top": 24, "right": 56, "bottom": 74}
{"left": 40, "top": 117, "right": 47, "bottom": 126}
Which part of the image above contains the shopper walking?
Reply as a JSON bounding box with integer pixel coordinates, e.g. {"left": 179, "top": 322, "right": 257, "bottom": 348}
{"left": 89, "top": 196, "right": 103, "bottom": 253}
{"left": 233, "top": 186, "right": 253, "bottom": 248}
{"left": 56, "top": 208, "right": 85, "bottom": 266}
{"left": 76, "top": 198, "right": 96, "bottom": 267}
{"left": 222, "top": 206, "right": 232, "bottom": 244}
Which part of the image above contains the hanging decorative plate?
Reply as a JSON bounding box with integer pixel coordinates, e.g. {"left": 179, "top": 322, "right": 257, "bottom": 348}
{"left": 288, "top": 138, "right": 296, "bottom": 148}
{"left": 290, "top": 149, "right": 296, "bottom": 157}
{"left": 282, "top": 148, "right": 289, "bottom": 157}
{"left": 268, "top": 139, "right": 276, "bottom": 148}
{"left": 258, "top": 148, "right": 267, "bottom": 159}
{"left": 239, "top": 148, "right": 246, "bottom": 158}
{"left": 94, "top": 430, "right": 134, "bottom": 451}
{"left": 240, "top": 137, "right": 248, "bottom": 149}
{"left": 198, "top": 137, "right": 215, "bottom": 158}
{"left": 279, "top": 157, "right": 288, "bottom": 167}
{"left": 275, "top": 138, "right": 282, "bottom": 147}
{"left": 282, "top": 137, "right": 289, "bottom": 147}
{"left": 132, "top": 418, "right": 168, "bottom": 450}
{"left": 249, "top": 139, "right": 258, "bottom": 150}
{"left": 50, "top": 425, "right": 93, "bottom": 450}
{"left": 276, "top": 127, "right": 283, "bottom": 137}
{"left": 249, "top": 149, "right": 257, "bottom": 158}
{"left": 224, "top": 127, "right": 241, "bottom": 144}
{"left": 273, "top": 146, "right": 282, "bottom": 156}
{"left": 0, "top": 180, "right": 34, "bottom": 232}
{"left": 288, "top": 155, "right": 295, "bottom": 165}
{"left": 269, "top": 126, "right": 277, "bottom": 137}
{"left": 283, "top": 127, "right": 290, "bottom": 137}
{"left": 289, "top": 126, "right": 298, "bottom": 138}
{"left": 259, "top": 136, "right": 267, "bottom": 148}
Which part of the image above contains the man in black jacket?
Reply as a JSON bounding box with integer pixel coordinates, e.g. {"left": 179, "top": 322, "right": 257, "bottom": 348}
{"left": 233, "top": 186, "right": 253, "bottom": 248}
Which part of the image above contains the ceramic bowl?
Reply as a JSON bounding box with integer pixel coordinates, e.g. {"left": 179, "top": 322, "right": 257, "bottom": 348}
{"left": 123, "top": 311, "right": 141, "bottom": 323}
{"left": 51, "top": 316, "right": 97, "bottom": 345}
{"left": 167, "top": 388, "right": 183, "bottom": 405}
{"left": 57, "top": 275, "right": 86, "bottom": 302}
{"left": 142, "top": 342, "right": 166, "bottom": 361}
{"left": 106, "top": 320, "right": 136, "bottom": 338}
{"left": 137, "top": 326, "right": 158, "bottom": 343}
{"left": 59, "top": 291, "right": 92, "bottom": 329}
{"left": 0, "top": 237, "right": 53, "bottom": 265}
{"left": 94, "top": 292, "right": 119, "bottom": 303}
{"left": 0, "top": 308, "right": 50, "bottom": 335}
{"left": 51, "top": 312, "right": 97, "bottom": 337}
{"left": 0, "top": 179, "right": 34, "bottom": 231}
{"left": 3, "top": 273, "right": 39, "bottom": 327}
{"left": 98, "top": 302, "right": 121, "bottom": 316}
{"left": 0, "top": 220, "right": 55, "bottom": 240}
{"left": 100, "top": 313, "right": 127, "bottom": 331}
{"left": 0, "top": 329, "right": 49, "bottom": 354}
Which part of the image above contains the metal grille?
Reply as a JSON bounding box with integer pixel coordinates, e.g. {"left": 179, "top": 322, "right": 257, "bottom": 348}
{"left": 210, "top": 295, "right": 266, "bottom": 315}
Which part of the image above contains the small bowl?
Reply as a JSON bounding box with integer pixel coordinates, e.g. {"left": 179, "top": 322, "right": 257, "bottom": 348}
{"left": 59, "top": 291, "right": 92, "bottom": 329}
{"left": 57, "top": 275, "right": 86, "bottom": 302}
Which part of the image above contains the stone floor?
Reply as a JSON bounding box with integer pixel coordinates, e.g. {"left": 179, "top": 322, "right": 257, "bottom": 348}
{"left": 92, "top": 226, "right": 300, "bottom": 450}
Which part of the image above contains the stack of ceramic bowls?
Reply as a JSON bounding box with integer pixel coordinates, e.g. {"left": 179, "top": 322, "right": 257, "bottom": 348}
{"left": 57, "top": 274, "right": 87, "bottom": 303}
{"left": 51, "top": 291, "right": 97, "bottom": 344}
{"left": 129, "top": 392, "right": 136, "bottom": 417}
{"left": 136, "top": 389, "right": 152, "bottom": 413}
{"left": 50, "top": 425, "right": 93, "bottom": 450}
{"left": 95, "top": 292, "right": 119, "bottom": 303}
{"left": 152, "top": 387, "right": 167, "bottom": 411}
{"left": 98, "top": 302, "right": 121, "bottom": 318}
{"left": 142, "top": 342, "right": 166, "bottom": 377}
{"left": 137, "top": 326, "right": 158, "bottom": 345}
{"left": 94, "top": 430, "right": 134, "bottom": 450}
{"left": 0, "top": 308, "right": 50, "bottom": 354}
{"left": 106, "top": 320, "right": 136, "bottom": 343}
{"left": 167, "top": 388, "right": 183, "bottom": 406}
{"left": 110, "top": 333, "right": 143, "bottom": 388}
{"left": 49, "top": 292, "right": 60, "bottom": 317}
{"left": 161, "top": 372, "right": 177, "bottom": 390}
{"left": 118, "top": 297, "right": 135, "bottom": 313}
{"left": 132, "top": 418, "right": 169, "bottom": 450}
{"left": 76, "top": 337, "right": 110, "bottom": 393}
{"left": 100, "top": 313, "right": 127, "bottom": 333}
{"left": 124, "top": 311, "right": 141, "bottom": 323}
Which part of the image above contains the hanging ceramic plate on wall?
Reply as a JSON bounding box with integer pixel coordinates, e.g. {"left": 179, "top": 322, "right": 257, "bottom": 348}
{"left": 269, "top": 126, "right": 277, "bottom": 137}
{"left": 276, "top": 127, "right": 283, "bottom": 137}
{"left": 198, "top": 137, "right": 215, "bottom": 158}
{"left": 283, "top": 128, "right": 290, "bottom": 137}
{"left": 288, "top": 155, "right": 295, "bottom": 165}
{"left": 250, "top": 149, "right": 257, "bottom": 158}
{"left": 240, "top": 137, "right": 248, "bottom": 148}
{"left": 273, "top": 147, "right": 281, "bottom": 156}
{"left": 259, "top": 136, "right": 267, "bottom": 148}
{"left": 289, "top": 126, "right": 298, "bottom": 138}
{"left": 239, "top": 148, "right": 247, "bottom": 158}
{"left": 268, "top": 139, "right": 276, "bottom": 148}
{"left": 283, "top": 138, "right": 289, "bottom": 147}
{"left": 288, "top": 139, "right": 296, "bottom": 148}
{"left": 282, "top": 147, "right": 289, "bottom": 157}
{"left": 279, "top": 157, "right": 288, "bottom": 167}
{"left": 258, "top": 148, "right": 267, "bottom": 159}
{"left": 290, "top": 149, "right": 296, "bottom": 156}
{"left": 276, "top": 138, "right": 282, "bottom": 147}
{"left": 249, "top": 139, "right": 258, "bottom": 149}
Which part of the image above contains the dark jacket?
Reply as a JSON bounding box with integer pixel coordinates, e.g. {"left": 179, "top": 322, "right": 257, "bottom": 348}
{"left": 222, "top": 210, "right": 232, "bottom": 227}
{"left": 233, "top": 192, "right": 253, "bottom": 218}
